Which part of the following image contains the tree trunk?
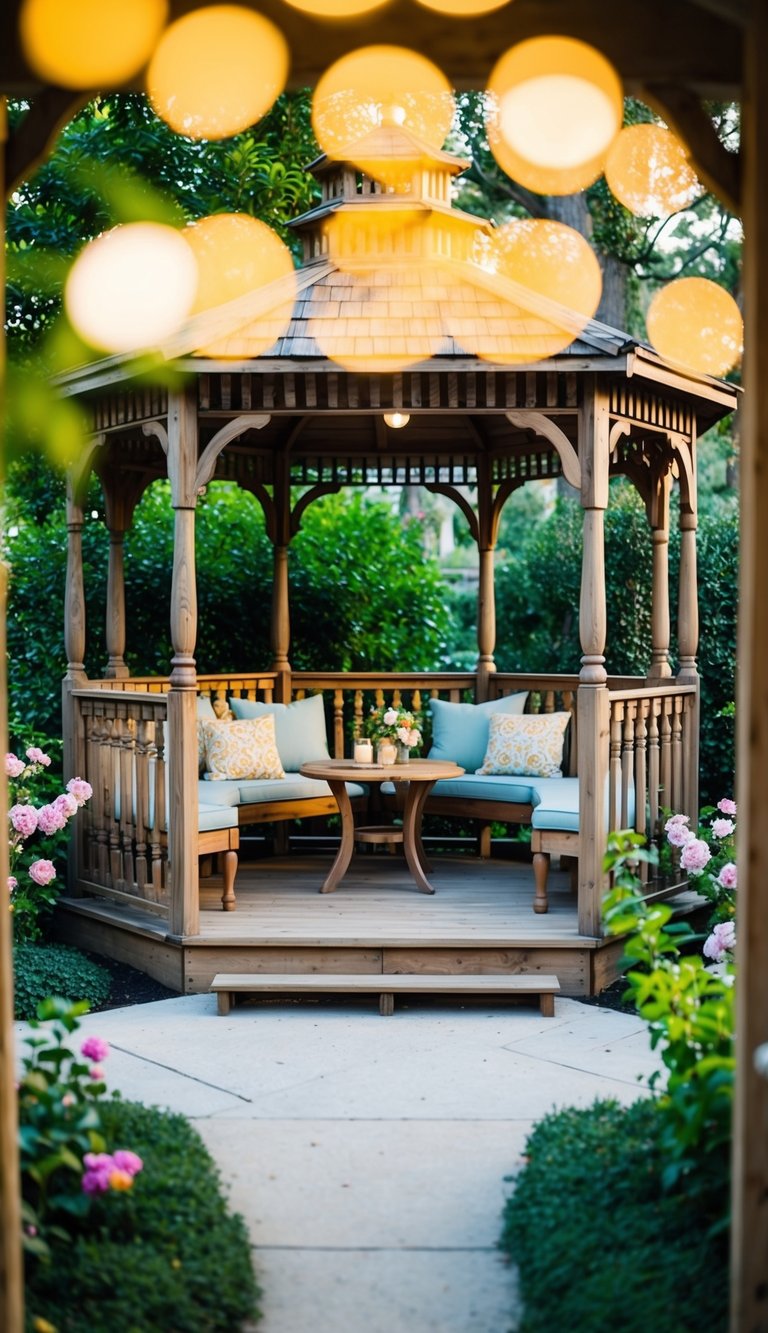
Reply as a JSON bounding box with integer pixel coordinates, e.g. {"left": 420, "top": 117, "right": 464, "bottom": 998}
{"left": 546, "top": 193, "right": 628, "bottom": 330}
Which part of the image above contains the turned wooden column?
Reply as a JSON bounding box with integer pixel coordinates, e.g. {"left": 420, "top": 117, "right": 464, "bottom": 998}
{"left": 166, "top": 386, "right": 200, "bottom": 938}
{"left": 270, "top": 457, "right": 292, "bottom": 703}
{"left": 105, "top": 528, "right": 129, "bottom": 679}
{"left": 732, "top": 6, "right": 768, "bottom": 1323}
{"left": 475, "top": 455, "right": 497, "bottom": 703}
{"left": 64, "top": 480, "right": 87, "bottom": 684}
{"left": 677, "top": 511, "right": 699, "bottom": 684}
{"left": 577, "top": 380, "right": 611, "bottom": 938}
{"left": 648, "top": 473, "right": 672, "bottom": 680}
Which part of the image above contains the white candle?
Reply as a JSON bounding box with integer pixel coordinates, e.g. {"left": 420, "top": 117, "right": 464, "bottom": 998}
{"left": 354, "top": 738, "right": 373, "bottom": 764}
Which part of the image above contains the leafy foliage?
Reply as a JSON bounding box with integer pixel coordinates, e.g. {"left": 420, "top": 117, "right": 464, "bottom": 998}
{"left": 501, "top": 1099, "right": 728, "bottom": 1333}
{"left": 13, "top": 944, "right": 111, "bottom": 1021}
{"left": 26, "top": 1098, "right": 260, "bottom": 1333}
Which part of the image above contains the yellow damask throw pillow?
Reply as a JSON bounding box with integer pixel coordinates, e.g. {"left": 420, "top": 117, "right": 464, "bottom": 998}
{"left": 202, "top": 716, "right": 285, "bottom": 782}
{"left": 476, "top": 712, "right": 571, "bottom": 778}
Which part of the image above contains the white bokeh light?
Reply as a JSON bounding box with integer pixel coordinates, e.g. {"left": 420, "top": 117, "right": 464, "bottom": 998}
{"left": 500, "top": 75, "right": 617, "bottom": 170}
{"left": 65, "top": 222, "right": 199, "bottom": 354}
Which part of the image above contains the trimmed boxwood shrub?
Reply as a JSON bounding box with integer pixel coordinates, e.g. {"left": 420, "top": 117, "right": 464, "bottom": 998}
{"left": 25, "top": 1099, "right": 260, "bottom": 1332}
{"left": 501, "top": 1098, "right": 728, "bottom": 1333}
{"left": 13, "top": 942, "right": 111, "bottom": 1020}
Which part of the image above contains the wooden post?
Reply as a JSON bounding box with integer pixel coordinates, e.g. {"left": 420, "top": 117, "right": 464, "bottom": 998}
{"left": 732, "top": 5, "right": 768, "bottom": 1324}
{"left": 676, "top": 510, "right": 700, "bottom": 822}
{"left": 166, "top": 386, "right": 200, "bottom": 938}
{"left": 62, "top": 473, "right": 89, "bottom": 891}
{"left": 0, "top": 97, "right": 24, "bottom": 1333}
{"left": 475, "top": 456, "right": 497, "bottom": 703}
{"left": 271, "top": 458, "right": 292, "bottom": 704}
{"left": 104, "top": 528, "right": 129, "bottom": 679}
{"left": 648, "top": 473, "right": 672, "bottom": 681}
{"left": 577, "top": 380, "right": 610, "bottom": 938}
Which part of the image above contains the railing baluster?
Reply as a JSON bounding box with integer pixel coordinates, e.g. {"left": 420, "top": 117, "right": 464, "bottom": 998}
{"left": 134, "top": 717, "right": 151, "bottom": 893}
{"left": 152, "top": 718, "right": 167, "bottom": 903}
{"left": 648, "top": 699, "right": 661, "bottom": 845}
{"left": 660, "top": 703, "right": 672, "bottom": 812}
{"left": 671, "top": 697, "right": 684, "bottom": 812}
{"left": 634, "top": 701, "right": 649, "bottom": 882}
{"left": 621, "top": 701, "right": 635, "bottom": 830}
{"left": 333, "top": 689, "right": 345, "bottom": 759}
{"left": 609, "top": 701, "right": 623, "bottom": 832}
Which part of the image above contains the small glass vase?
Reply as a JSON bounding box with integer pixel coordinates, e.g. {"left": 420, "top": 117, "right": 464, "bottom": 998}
{"left": 395, "top": 742, "right": 410, "bottom": 764}
{"left": 377, "top": 741, "right": 397, "bottom": 766}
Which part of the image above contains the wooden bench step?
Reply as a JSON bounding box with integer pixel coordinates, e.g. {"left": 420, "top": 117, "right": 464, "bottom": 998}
{"left": 210, "top": 972, "right": 560, "bottom": 1017}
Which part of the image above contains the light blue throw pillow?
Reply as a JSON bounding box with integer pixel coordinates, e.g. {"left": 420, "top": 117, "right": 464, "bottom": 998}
{"left": 230, "top": 693, "right": 330, "bottom": 771}
{"left": 427, "top": 693, "right": 528, "bottom": 772}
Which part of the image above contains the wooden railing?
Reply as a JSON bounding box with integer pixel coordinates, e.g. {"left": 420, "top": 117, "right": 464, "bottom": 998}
{"left": 73, "top": 689, "right": 170, "bottom": 917}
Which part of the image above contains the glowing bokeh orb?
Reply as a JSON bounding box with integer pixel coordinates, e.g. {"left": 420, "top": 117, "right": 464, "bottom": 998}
{"left": 487, "top": 37, "right": 623, "bottom": 195}
{"left": 646, "top": 277, "right": 743, "bottom": 378}
{"left": 453, "top": 218, "right": 603, "bottom": 364}
{"left": 282, "top": 0, "right": 389, "bottom": 16}
{"left": 414, "top": 0, "right": 512, "bottom": 12}
{"left": 183, "top": 213, "right": 296, "bottom": 357}
{"left": 20, "top": 0, "right": 167, "bottom": 89}
{"left": 605, "top": 122, "right": 700, "bottom": 218}
{"left": 312, "top": 47, "right": 455, "bottom": 172}
{"left": 147, "top": 5, "right": 288, "bottom": 140}
{"left": 65, "top": 223, "right": 198, "bottom": 353}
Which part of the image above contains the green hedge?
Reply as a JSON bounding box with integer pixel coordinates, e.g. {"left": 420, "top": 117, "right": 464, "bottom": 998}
{"left": 13, "top": 942, "right": 111, "bottom": 1020}
{"left": 501, "top": 1098, "right": 728, "bottom": 1333}
{"left": 26, "top": 1099, "right": 260, "bottom": 1332}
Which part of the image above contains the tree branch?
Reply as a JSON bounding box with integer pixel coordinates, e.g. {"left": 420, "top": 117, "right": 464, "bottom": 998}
{"left": 640, "top": 82, "right": 741, "bottom": 216}
{"left": 5, "top": 88, "right": 86, "bottom": 195}
{"left": 462, "top": 157, "right": 548, "bottom": 220}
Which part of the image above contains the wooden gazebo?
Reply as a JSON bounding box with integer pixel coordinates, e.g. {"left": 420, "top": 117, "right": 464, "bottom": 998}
{"left": 52, "top": 130, "right": 737, "bottom": 995}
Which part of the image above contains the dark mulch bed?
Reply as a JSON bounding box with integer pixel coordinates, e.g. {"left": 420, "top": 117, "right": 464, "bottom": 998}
{"left": 86, "top": 953, "right": 180, "bottom": 1011}
{"left": 578, "top": 977, "right": 632, "bottom": 1013}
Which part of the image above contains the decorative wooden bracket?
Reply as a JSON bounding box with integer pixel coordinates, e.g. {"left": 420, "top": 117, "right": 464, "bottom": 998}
{"left": 195, "top": 413, "right": 271, "bottom": 491}
{"left": 425, "top": 483, "right": 479, "bottom": 545}
{"left": 141, "top": 420, "right": 169, "bottom": 455}
{"left": 609, "top": 421, "right": 631, "bottom": 457}
{"left": 505, "top": 411, "right": 581, "bottom": 490}
{"left": 290, "top": 484, "right": 342, "bottom": 538}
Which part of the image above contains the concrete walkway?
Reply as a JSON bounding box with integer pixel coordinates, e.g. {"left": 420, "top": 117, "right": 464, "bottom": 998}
{"left": 19, "top": 994, "right": 664, "bottom": 1333}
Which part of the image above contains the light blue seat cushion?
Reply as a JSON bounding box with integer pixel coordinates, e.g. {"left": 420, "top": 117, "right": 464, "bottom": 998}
{"left": 427, "top": 774, "right": 538, "bottom": 804}
{"left": 427, "top": 693, "right": 528, "bottom": 772}
{"left": 230, "top": 694, "right": 330, "bottom": 771}
{"left": 197, "top": 779, "right": 240, "bottom": 807}
{"left": 197, "top": 804, "right": 238, "bottom": 834}
{"left": 234, "top": 775, "right": 366, "bottom": 804}
{"left": 529, "top": 777, "right": 581, "bottom": 832}
{"left": 197, "top": 696, "right": 217, "bottom": 720}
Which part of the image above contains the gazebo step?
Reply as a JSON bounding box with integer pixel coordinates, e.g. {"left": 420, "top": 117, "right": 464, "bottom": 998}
{"left": 210, "top": 971, "right": 560, "bottom": 1017}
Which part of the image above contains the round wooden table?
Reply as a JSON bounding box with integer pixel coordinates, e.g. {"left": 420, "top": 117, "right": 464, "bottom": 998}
{"left": 300, "top": 759, "right": 464, "bottom": 895}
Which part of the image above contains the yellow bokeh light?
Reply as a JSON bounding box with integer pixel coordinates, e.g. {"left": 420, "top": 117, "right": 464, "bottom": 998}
{"left": 487, "top": 37, "right": 623, "bottom": 196}
{"left": 646, "top": 277, "right": 743, "bottom": 379}
{"left": 183, "top": 213, "right": 297, "bottom": 357}
{"left": 451, "top": 218, "right": 602, "bottom": 364}
{"left": 605, "top": 123, "right": 701, "bottom": 219}
{"left": 20, "top": 0, "right": 167, "bottom": 90}
{"left": 415, "top": 0, "right": 512, "bottom": 11}
{"left": 312, "top": 47, "right": 455, "bottom": 178}
{"left": 324, "top": 207, "right": 429, "bottom": 273}
{"left": 282, "top": 0, "right": 389, "bottom": 16}
{"left": 65, "top": 223, "right": 198, "bottom": 354}
{"left": 147, "top": 5, "right": 288, "bottom": 141}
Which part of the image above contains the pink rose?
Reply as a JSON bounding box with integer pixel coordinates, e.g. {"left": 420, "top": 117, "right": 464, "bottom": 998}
{"left": 664, "top": 813, "right": 690, "bottom": 831}
{"left": 680, "top": 837, "right": 712, "bottom": 875}
{"left": 82, "top": 1152, "right": 114, "bottom": 1195}
{"left": 9, "top": 805, "right": 38, "bottom": 838}
{"left": 81, "top": 1035, "right": 110, "bottom": 1062}
{"left": 667, "top": 822, "right": 694, "bottom": 848}
{"left": 89, "top": 1065, "right": 105, "bottom": 1081}
{"left": 112, "top": 1149, "right": 143, "bottom": 1177}
{"left": 717, "top": 798, "right": 737, "bottom": 816}
{"left": 703, "top": 920, "right": 736, "bottom": 962}
{"left": 711, "top": 818, "right": 735, "bottom": 839}
{"left": 717, "top": 862, "right": 738, "bottom": 890}
{"left": 54, "top": 792, "right": 78, "bottom": 819}
{"left": 26, "top": 746, "right": 51, "bottom": 767}
{"left": 28, "top": 859, "right": 56, "bottom": 886}
{"left": 5, "top": 754, "right": 25, "bottom": 778}
{"left": 66, "top": 777, "right": 93, "bottom": 807}
{"left": 36, "top": 804, "right": 68, "bottom": 836}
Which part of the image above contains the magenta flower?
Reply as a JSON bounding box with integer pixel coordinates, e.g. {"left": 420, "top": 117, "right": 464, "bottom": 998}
{"left": 9, "top": 804, "right": 38, "bottom": 838}
{"left": 5, "top": 753, "right": 25, "bottom": 778}
{"left": 66, "top": 777, "right": 93, "bottom": 807}
{"left": 717, "top": 797, "right": 737, "bottom": 816}
{"left": 711, "top": 818, "right": 735, "bottom": 839}
{"left": 717, "top": 861, "right": 738, "bottom": 890}
{"left": 112, "top": 1149, "right": 143, "bottom": 1177}
{"left": 81, "top": 1152, "right": 114, "bottom": 1195}
{"left": 26, "top": 746, "right": 51, "bottom": 767}
{"left": 36, "top": 803, "right": 68, "bottom": 836}
{"left": 703, "top": 920, "right": 736, "bottom": 962}
{"left": 81, "top": 1035, "right": 110, "bottom": 1062}
{"left": 28, "top": 859, "right": 56, "bottom": 887}
{"left": 680, "top": 837, "right": 712, "bottom": 875}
